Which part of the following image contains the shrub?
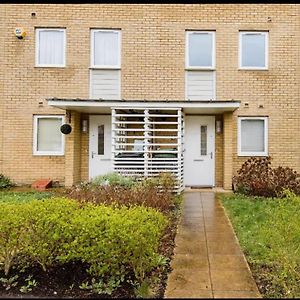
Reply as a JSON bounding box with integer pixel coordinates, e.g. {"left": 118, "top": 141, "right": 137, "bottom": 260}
{"left": 61, "top": 204, "right": 168, "bottom": 285}
{"left": 91, "top": 172, "right": 137, "bottom": 188}
{"left": 233, "top": 157, "right": 300, "bottom": 197}
{"left": 23, "top": 199, "right": 79, "bottom": 271}
{"left": 0, "top": 198, "right": 168, "bottom": 293}
{"left": 0, "top": 174, "right": 13, "bottom": 189}
{"left": 67, "top": 173, "right": 177, "bottom": 213}
{"left": 0, "top": 202, "right": 31, "bottom": 275}
{"left": 0, "top": 199, "right": 79, "bottom": 275}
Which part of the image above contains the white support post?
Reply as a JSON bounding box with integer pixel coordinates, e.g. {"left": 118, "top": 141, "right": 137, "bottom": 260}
{"left": 177, "top": 109, "right": 182, "bottom": 191}
{"left": 111, "top": 108, "right": 116, "bottom": 172}
{"left": 144, "top": 109, "right": 149, "bottom": 178}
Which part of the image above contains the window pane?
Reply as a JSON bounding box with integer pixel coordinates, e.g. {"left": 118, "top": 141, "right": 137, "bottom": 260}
{"left": 241, "top": 33, "right": 266, "bottom": 67}
{"left": 241, "top": 119, "right": 265, "bottom": 152}
{"left": 94, "top": 31, "right": 119, "bottom": 66}
{"left": 37, "top": 118, "right": 62, "bottom": 152}
{"left": 38, "top": 30, "right": 64, "bottom": 65}
{"left": 200, "top": 125, "right": 207, "bottom": 155}
{"left": 189, "top": 33, "right": 213, "bottom": 67}
{"left": 98, "top": 125, "right": 104, "bottom": 155}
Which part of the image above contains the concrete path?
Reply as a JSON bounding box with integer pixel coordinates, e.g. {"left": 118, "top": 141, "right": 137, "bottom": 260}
{"left": 164, "top": 191, "right": 261, "bottom": 299}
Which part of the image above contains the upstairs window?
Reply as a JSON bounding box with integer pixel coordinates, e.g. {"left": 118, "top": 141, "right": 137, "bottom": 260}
{"left": 35, "top": 28, "right": 66, "bottom": 67}
{"left": 238, "top": 117, "right": 268, "bottom": 156}
{"left": 186, "top": 31, "right": 215, "bottom": 69}
{"left": 239, "top": 31, "right": 268, "bottom": 69}
{"left": 91, "top": 29, "right": 121, "bottom": 68}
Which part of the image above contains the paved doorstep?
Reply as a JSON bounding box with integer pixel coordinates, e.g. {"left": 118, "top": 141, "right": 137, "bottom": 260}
{"left": 164, "top": 191, "right": 261, "bottom": 299}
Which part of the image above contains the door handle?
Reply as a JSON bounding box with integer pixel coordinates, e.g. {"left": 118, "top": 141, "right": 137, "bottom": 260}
{"left": 91, "top": 151, "right": 96, "bottom": 159}
{"left": 210, "top": 152, "right": 213, "bottom": 159}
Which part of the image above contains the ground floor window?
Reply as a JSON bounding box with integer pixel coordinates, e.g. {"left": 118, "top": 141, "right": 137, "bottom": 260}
{"left": 238, "top": 116, "right": 268, "bottom": 156}
{"left": 33, "top": 115, "right": 65, "bottom": 156}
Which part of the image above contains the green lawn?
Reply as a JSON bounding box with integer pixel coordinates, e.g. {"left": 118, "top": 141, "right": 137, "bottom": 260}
{"left": 221, "top": 192, "right": 300, "bottom": 298}
{"left": 0, "top": 190, "right": 54, "bottom": 202}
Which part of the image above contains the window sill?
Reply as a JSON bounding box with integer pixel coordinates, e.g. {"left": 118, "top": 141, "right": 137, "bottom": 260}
{"left": 185, "top": 67, "right": 215, "bottom": 71}
{"left": 35, "top": 65, "right": 66, "bottom": 68}
{"left": 238, "top": 153, "right": 268, "bottom": 157}
{"left": 238, "top": 67, "right": 268, "bottom": 71}
{"left": 89, "top": 67, "right": 121, "bottom": 70}
{"left": 33, "top": 153, "right": 65, "bottom": 156}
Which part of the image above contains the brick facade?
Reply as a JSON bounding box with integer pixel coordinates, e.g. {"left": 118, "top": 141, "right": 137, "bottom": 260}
{"left": 1, "top": 4, "right": 299, "bottom": 187}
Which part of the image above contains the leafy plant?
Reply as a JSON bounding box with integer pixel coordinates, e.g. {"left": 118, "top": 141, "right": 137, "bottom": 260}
{"left": 79, "top": 277, "right": 122, "bottom": 295}
{"left": 0, "top": 174, "right": 13, "bottom": 189}
{"left": 233, "top": 157, "right": 300, "bottom": 197}
{"left": 134, "top": 279, "right": 154, "bottom": 298}
{"left": 19, "top": 275, "right": 37, "bottom": 293}
{"left": 23, "top": 198, "right": 79, "bottom": 271}
{"left": 0, "top": 197, "right": 168, "bottom": 294}
{"left": 0, "top": 275, "right": 19, "bottom": 290}
{"left": 66, "top": 173, "right": 177, "bottom": 212}
{"left": 0, "top": 203, "right": 31, "bottom": 275}
{"left": 61, "top": 204, "right": 168, "bottom": 286}
{"left": 91, "top": 172, "right": 137, "bottom": 188}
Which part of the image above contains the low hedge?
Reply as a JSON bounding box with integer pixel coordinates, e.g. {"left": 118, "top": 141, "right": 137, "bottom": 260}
{"left": 0, "top": 198, "right": 168, "bottom": 292}
{"left": 67, "top": 173, "right": 178, "bottom": 213}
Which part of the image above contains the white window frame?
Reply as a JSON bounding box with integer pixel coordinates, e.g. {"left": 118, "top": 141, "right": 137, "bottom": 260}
{"left": 185, "top": 31, "right": 216, "bottom": 70}
{"left": 238, "top": 116, "right": 268, "bottom": 157}
{"left": 33, "top": 115, "right": 65, "bottom": 156}
{"left": 90, "top": 29, "right": 121, "bottom": 69}
{"left": 239, "top": 31, "right": 268, "bottom": 70}
{"left": 35, "top": 28, "right": 66, "bottom": 68}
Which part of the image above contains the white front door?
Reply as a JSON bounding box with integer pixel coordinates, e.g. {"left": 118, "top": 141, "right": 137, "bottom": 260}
{"left": 89, "top": 115, "right": 112, "bottom": 179}
{"left": 184, "top": 116, "right": 215, "bottom": 187}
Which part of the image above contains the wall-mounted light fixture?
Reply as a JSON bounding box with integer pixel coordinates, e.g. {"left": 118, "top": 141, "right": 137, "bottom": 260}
{"left": 82, "top": 119, "right": 88, "bottom": 133}
{"left": 216, "top": 120, "right": 222, "bottom": 134}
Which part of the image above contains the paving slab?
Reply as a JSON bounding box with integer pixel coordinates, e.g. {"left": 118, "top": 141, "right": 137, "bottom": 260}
{"left": 164, "top": 191, "right": 261, "bottom": 299}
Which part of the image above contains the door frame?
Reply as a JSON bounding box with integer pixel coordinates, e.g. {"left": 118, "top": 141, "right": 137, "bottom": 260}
{"left": 184, "top": 115, "right": 215, "bottom": 187}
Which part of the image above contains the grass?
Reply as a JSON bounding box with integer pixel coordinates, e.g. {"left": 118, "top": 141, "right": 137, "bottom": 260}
{"left": 0, "top": 190, "right": 54, "bottom": 203}
{"left": 221, "top": 191, "right": 300, "bottom": 298}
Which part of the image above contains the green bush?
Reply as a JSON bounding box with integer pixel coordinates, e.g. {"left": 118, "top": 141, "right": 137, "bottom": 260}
{"left": 0, "top": 202, "right": 31, "bottom": 275}
{"left": 0, "top": 174, "right": 13, "bottom": 189}
{"left": 0, "top": 198, "right": 168, "bottom": 292}
{"left": 91, "top": 172, "right": 137, "bottom": 188}
{"left": 61, "top": 204, "right": 167, "bottom": 283}
{"left": 67, "top": 173, "right": 178, "bottom": 213}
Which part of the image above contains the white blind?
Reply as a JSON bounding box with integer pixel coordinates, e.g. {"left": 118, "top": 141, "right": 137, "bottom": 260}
{"left": 37, "top": 118, "right": 62, "bottom": 152}
{"left": 38, "top": 30, "right": 65, "bottom": 65}
{"left": 188, "top": 32, "right": 213, "bottom": 67}
{"left": 93, "top": 31, "right": 119, "bottom": 67}
{"left": 241, "top": 119, "right": 265, "bottom": 152}
{"left": 241, "top": 33, "right": 266, "bottom": 67}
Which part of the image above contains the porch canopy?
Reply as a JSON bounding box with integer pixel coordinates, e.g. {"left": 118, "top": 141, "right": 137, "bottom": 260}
{"left": 47, "top": 98, "right": 240, "bottom": 192}
{"left": 47, "top": 98, "right": 240, "bottom": 114}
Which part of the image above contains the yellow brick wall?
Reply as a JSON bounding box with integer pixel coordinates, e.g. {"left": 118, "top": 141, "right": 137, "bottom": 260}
{"left": 1, "top": 4, "right": 299, "bottom": 187}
